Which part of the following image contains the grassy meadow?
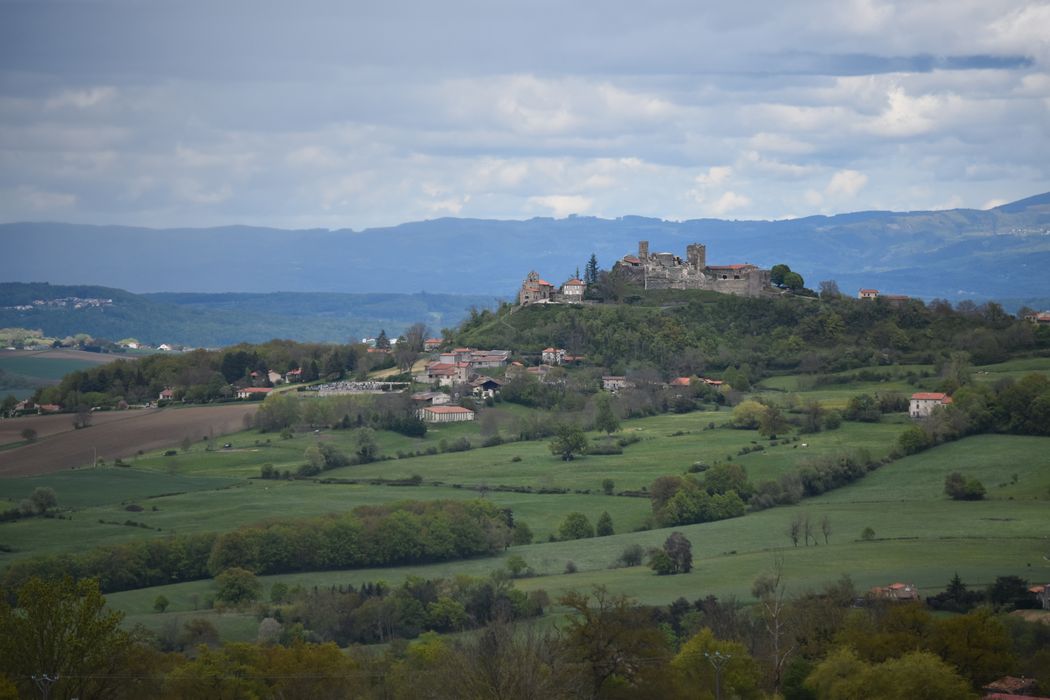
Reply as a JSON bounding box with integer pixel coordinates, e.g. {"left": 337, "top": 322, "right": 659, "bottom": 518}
{"left": 3, "top": 356, "right": 1050, "bottom": 642}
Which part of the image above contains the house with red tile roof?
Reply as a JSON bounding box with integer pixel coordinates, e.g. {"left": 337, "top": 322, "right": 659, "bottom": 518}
{"left": 418, "top": 405, "right": 475, "bottom": 423}
{"left": 870, "top": 582, "right": 920, "bottom": 602}
{"left": 910, "top": 392, "right": 952, "bottom": 418}
{"left": 858, "top": 288, "right": 879, "bottom": 299}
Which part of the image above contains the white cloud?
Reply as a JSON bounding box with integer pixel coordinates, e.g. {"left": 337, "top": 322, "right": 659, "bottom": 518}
{"left": 826, "top": 169, "right": 869, "bottom": 198}
{"left": 982, "top": 197, "right": 1009, "bottom": 209}
{"left": 528, "top": 194, "right": 593, "bottom": 218}
{"left": 709, "top": 191, "right": 751, "bottom": 216}
{"left": 694, "top": 166, "right": 733, "bottom": 186}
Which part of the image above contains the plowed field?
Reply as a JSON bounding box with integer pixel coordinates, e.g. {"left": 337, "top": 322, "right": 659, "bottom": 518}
{"left": 0, "top": 404, "right": 257, "bottom": 476}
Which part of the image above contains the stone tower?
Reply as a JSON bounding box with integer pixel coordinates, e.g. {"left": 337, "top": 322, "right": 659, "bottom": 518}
{"left": 686, "top": 243, "right": 706, "bottom": 270}
{"left": 638, "top": 240, "right": 649, "bottom": 261}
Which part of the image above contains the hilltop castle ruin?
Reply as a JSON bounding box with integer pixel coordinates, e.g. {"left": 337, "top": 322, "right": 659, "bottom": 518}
{"left": 615, "top": 241, "right": 771, "bottom": 297}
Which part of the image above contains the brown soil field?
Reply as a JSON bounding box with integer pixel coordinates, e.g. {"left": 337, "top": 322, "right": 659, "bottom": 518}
{"left": 0, "top": 404, "right": 258, "bottom": 477}
{"left": 0, "top": 410, "right": 146, "bottom": 444}
{"left": 2, "top": 348, "right": 125, "bottom": 364}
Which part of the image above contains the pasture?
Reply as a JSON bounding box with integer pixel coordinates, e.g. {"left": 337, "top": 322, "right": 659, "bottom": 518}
{"left": 100, "top": 433, "right": 1050, "bottom": 630}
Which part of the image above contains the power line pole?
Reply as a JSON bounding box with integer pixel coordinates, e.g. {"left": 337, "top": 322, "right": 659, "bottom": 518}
{"left": 32, "top": 673, "right": 59, "bottom": 700}
{"left": 704, "top": 651, "right": 732, "bottom": 700}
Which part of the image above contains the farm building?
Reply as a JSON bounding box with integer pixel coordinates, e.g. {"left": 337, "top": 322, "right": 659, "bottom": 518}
{"left": 909, "top": 392, "right": 952, "bottom": 418}
{"left": 417, "top": 405, "right": 475, "bottom": 423}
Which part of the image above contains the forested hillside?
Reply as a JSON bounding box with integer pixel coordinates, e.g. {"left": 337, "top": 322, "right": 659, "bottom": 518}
{"left": 0, "top": 283, "right": 494, "bottom": 345}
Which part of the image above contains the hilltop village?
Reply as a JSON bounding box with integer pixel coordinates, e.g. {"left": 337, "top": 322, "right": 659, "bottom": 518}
{"left": 519, "top": 241, "right": 774, "bottom": 304}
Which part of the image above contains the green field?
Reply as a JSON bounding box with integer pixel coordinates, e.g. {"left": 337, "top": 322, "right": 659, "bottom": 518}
{"left": 99, "top": 433, "right": 1050, "bottom": 634}
{"left": 4, "top": 358, "right": 1050, "bottom": 644}
{"left": 0, "top": 351, "right": 113, "bottom": 381}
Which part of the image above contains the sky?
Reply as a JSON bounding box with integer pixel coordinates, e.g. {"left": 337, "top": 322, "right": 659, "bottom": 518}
{"left": 0, "top": 0, "right": 1048, "bottom": 230}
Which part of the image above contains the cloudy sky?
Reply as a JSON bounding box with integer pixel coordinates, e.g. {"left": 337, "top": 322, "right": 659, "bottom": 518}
{"left": 1, "top": 0, "right": 1048, "bottom": 229}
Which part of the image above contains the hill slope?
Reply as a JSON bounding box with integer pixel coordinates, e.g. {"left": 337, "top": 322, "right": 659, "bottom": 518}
{"left": 0, "top": 283, "right": 495, "bottom": 346}
{"left": 2, "top": 193, "right": 1049, "bottom": 300}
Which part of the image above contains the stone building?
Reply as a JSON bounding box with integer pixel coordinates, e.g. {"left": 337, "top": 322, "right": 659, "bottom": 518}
{"left": 615, "top": 241, "right": 771, "bottom": 297}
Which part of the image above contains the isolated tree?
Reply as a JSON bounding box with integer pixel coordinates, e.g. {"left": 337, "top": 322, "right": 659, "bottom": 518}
{"left": 752, "top": 558, "right": 795, "bottom": 693}
{"left": 663, "top": 531, "right": 693, "bottom": 573}
{"left": 601, "top": 478, "right": 615, "bottom": 495}
{"left": 393, "top": 345, "right": 418, "bottom": 373}
{"left": 596, "top": 511, "right": 614, "bottom": 537}
{"left": 584, "top": 253, "right": 600, "bottom": 285}
{"left": 215, "top": 567, "right": 261, "bottom": 605}
{"left": 356, "top": 427, "right": 378, "bottom": 463}
{"left": 819, "top": 279, "right": 842, "bottom": 300}
{"left": 549, "top": 423, "right": 588, "bottom": 461}
{"left": 73, "top": 404, "right": 92, "bottom": 429}
{"left": 593, "top": 393, "right": 620, "bottom": 434}
{"left": 758, "top": 403, "right": 790, "bottom": 438}
{"left": 402, "top": 322, "right": 428, "bottom": 353}
{"left": 28, "top": 486, "right": 57, "bottom": 514}
{"left": 787, "top": 514, "right": 802, "bottom": 547}
{"left": 820, "top": 514, "right": 832, "bottom": 544}
{"left": 770, "top": 264, "right": 790, "bottom": 287}
{"left": 375, "top": 329, "right": 391, "bottom": 349}
{"left": 153, "top": 595, "right": 170, "bottom": 613}
{"left": 558, "top": 512, "right": 595, "bottom": 540}
{"left": 19, "top": 427, "right": 37, "bottom": 443}
{"left": 783, "top": 271, "right": 805, "bottom": 291}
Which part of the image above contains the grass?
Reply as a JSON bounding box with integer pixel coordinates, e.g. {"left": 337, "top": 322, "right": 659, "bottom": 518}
{"left": 0, "top": 353, "right": 107, "bottom": 381}
{"left": 99, "top": 433, "right": 1050, "bottom": 623}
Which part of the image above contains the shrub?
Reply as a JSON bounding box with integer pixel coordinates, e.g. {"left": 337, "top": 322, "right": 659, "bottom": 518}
{"left": 861, "top": 527, "right": 876, "bottom": 541}
{"left": 564, "top": 560, "right": 578, "bottom": 574}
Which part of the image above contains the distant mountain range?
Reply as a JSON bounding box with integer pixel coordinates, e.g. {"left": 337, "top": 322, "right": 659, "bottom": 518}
{"left": 0, "top": 283, "right": 497, "bottom": 346}
{"left": 2, "top": 192, "right": 1050, "bottom": 302}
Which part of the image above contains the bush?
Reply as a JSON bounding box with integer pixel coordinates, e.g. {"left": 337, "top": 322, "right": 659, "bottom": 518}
{"left": 944, "top": 472, "right": 986, "bottom": 501}
{"left": 601, "top": 478, "right": 615, "bottom": 495}
{"left": 564, "top": 560, "right": 578, "bottom": 574}
{"left": 861, "top": 527, "right": 876, "bottom": 541}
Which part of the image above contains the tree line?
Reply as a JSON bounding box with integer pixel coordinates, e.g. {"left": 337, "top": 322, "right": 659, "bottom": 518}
{"left": 3, "top": 571, "right": 1048, "bottom": 699}
{"left": 0, "top": 500, "right": 514, "bottom": 595}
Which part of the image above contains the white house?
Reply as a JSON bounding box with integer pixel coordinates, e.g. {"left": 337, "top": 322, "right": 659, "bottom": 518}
{"left": 560, "top": 278, "right": 586, "bottom": 300}
{"left": 542, "top": 347, "right": 566, "bottom": 365}
{"left": 909, "top": 392, "right": 952, "bottom": 418}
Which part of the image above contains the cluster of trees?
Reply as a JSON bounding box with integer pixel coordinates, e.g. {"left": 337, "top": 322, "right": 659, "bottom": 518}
{"left": 255, "top": 572, "right": 549, "bottom": 647}
{"left": 4, "top": 574, "right": 1049, "bottom": 699}
{"left": 648, "top": 532, "right": 693, "bottom": 575}
{"left": 1, "top": 500, "right": 514, "bottom": 594}
{"left": 648, "top": 450, "right": 878, "bottom": 523}
{"left": 926, "top": 573, "right": 1043, "bottom": 614}
{"left": 30, "top": 338, "right": 395, "bottom": 409}
{"left": 649, "top": 467, "right": 749, "bottom": 527}
{"left": 898, "top": 371, "right": 1050, "bottom": 456}
{"left": 944, "top": 472, "right": 987, "bottom": 500}
{"left": 454, "top": 284, "right": 1046, "bottom": 379}
{"left": 254, "top": 391, "right": 425, "bottom": 437}
{"left": 0, "top": 486, "right": 57, "bottom": 522}
{"left": 556, "top": 511, "right": 614, "bottom": 540}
